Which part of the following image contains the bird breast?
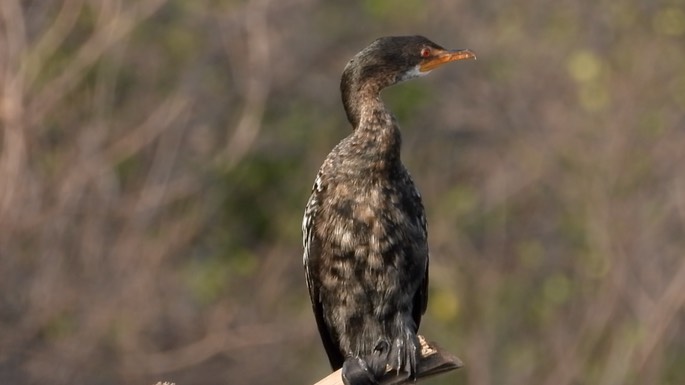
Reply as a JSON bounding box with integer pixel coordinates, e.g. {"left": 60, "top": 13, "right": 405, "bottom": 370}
{"left": 317, "top": 176, "right": 425, "bottom": 293}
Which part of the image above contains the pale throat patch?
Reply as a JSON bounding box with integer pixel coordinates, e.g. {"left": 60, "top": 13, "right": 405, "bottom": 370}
{"left": 400, "top": 64, "right": 431, "bottom": 81}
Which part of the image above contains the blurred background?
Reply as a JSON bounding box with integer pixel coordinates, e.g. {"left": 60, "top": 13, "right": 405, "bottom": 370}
{"left": 1, "top": 0, "right": 684, "bottom": 384}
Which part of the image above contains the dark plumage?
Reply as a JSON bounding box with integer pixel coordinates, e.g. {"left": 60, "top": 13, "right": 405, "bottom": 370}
{"left": 302, "top": 36, "right": 475, "bottom": 385}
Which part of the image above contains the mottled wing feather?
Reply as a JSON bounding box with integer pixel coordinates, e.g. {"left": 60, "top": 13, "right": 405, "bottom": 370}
{"left": 407, "top": 174, "right": 429, "bottom": 329}
{"left": 413, "top": 258, "right": 429, "bottom": 329}
{"left": 302, "top": 173, "right": 345, "bottom": 369}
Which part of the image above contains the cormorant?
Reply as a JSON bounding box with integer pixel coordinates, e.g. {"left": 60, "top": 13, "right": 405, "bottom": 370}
{"left": 302, "top": 36, "right": 475, "bottom": 385}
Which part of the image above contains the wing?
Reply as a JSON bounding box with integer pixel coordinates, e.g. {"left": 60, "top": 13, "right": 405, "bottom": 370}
{"left": 407, "top": 174, "right": 429, "bottom": 331}
{"left": 302, "top": 173, "right": 345, "bottom": 369}
{"left": 413, "top": 257, "right": 429, "bottom": 330}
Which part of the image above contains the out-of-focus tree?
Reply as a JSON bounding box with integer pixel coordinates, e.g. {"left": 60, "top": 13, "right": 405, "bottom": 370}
{"left": 0, "top": 1, "right": 684, "bottom": 385}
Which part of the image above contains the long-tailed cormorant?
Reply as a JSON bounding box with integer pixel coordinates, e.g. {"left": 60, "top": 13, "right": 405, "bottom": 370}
{"left": 303, "top": 35, "right": 475, "bottom": 385}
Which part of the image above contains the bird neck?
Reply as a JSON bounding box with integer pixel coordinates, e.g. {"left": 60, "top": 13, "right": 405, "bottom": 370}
{"left": 342, "top": 78, "right": 377, "bottom": 127}
{"left": 341, "top": 58, "right": 397, "bottom": 128}
{"left": 342, "top": 84, "right": 402, "bottom": 168}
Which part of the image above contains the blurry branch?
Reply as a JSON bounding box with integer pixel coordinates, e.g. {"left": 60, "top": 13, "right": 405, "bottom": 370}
{"left": 26, "top": 0, "right": 168, "bottom": 127}
{"left": 49, "top": 92, "right": 191, "bottom": 224}
{"left": 0, "top": 0, "right": 28, "bottom": 221}
{"left": 633, "top": 253, "right": 685, "bottom": 366}
{"left": 542, "top": 185, "right": 623, "bottom": 385}
{"left": 22, "top": 0, "right": 85, "bottom": 86}
{"left": 0, "top": 0, "right": 26, "bottom": 73}
{"left": 222, "top": 0, "right": 272, "bottom": 168}
{"left": 130, "top": 322, "right": 312, "bottom": 374}
{"left": 313, "top": 336, "right": 463, "bottom": 385}
{"left": 105, "top": 93, "right": 190, "bottom": 164}
{"left": 632, "top": 178, "right": 685, "bottom": 369}
{"left": 2, "top": 0, "right": 171, "bottom": 223}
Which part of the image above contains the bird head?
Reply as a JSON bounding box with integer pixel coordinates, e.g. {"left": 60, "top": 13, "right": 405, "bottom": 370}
{"left": 343, "top": 35, "right": 476, "bottom": 90}
{"left": 340, "top": 36, "right": 475, "bottom": 127}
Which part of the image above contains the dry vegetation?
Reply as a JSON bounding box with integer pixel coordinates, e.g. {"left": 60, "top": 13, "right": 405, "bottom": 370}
{"left": 1, "top": 1, "right": 684, "bottom": 384}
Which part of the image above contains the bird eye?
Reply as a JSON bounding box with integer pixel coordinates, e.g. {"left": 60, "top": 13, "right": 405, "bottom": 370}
{"left": 420, "top": 47, "right": 431, "bottom": 58}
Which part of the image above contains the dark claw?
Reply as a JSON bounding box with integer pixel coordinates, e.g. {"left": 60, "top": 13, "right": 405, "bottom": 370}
{"left": 374, "top": 339, "right": 389, "bottom": 354}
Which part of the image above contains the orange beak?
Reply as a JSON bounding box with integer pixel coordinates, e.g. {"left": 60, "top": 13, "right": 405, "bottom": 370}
{"left": 419, "top": 49, "right": 477, "bottom": 72}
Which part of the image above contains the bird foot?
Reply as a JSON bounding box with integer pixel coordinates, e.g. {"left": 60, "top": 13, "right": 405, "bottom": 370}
{"left": 386, "top": 329, "right": 419, "bottom": 380}
{"left": 342, "top": 329, "right": 420, "bottom": 384}
{"left": 342, "top": 357, "right": 379, "bottom": 385}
